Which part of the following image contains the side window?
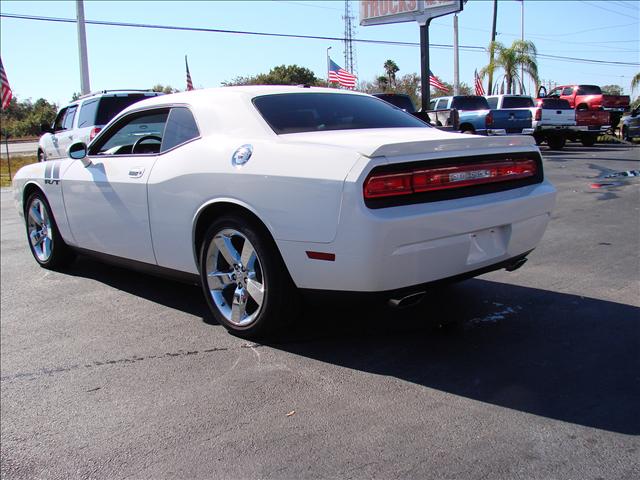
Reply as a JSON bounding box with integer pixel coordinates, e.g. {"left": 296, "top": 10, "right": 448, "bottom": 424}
{"left": 435, "top": 98, "right": 448, "bottom": 110}
{"left": 486, "top": 97, "right": 498, "bottom": 109}
{"left": 428, "top": 99, "right": 436, "bottom": 110}
{"left": 561, "top": 87, "right": 573, "bottom": 96}
{"left": 549, "top": 88, "right": 560, "bottom": 97}
{"left": 91, "top": 109, "right": 170, "bottom": 156}
{"left": 62, "top": 105, "right": 78, "bottom": 130}
{"left": 77, "top": 98, "right": 99, "bottom": 128}
{"left": 161, "top": 107, "right": 200, "bottom": 152}
{"left": 53, "top": 108, "right": 68, "bottom": 131}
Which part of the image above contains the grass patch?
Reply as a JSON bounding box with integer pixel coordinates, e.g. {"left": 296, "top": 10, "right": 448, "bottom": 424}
{"left": 0, "top": 155, "right": 38, "bottom": 187}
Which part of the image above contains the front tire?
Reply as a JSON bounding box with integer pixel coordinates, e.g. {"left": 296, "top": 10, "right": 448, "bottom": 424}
{"left": 24, "top": 191, "right": 74, "bottom": 269}
{"left": 199, "top": 214, "right": 297, "bottom": 338}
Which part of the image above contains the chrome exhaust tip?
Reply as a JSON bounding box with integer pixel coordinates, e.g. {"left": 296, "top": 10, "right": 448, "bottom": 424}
{"left": 388, "top": 291, "right": 426, "bottom": 309}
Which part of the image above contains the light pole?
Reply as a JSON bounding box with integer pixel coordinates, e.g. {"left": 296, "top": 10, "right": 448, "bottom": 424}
{"left": 76, "top": 0, "right": 91, "bottom": 95}
{"left": 326, "top": 46, "right": 332, "bottom": 87}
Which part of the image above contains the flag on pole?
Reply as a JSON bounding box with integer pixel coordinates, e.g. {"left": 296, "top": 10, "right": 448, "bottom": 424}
{"left": 1, "top": 57, "right": 13, "bottom": 110}
{"left": 328, "top": 59, "right": 357, "bottom": 89}
{"left": 429, "top": 71, "right": 449, "bottom": 93}
{"left": 185, "top": 55, "right": 194, "bottom": 91}
{"left": 474, "top": 69, "right": 485, "bottom": 96}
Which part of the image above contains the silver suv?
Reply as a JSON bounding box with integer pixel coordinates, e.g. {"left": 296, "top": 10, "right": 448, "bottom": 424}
{"left": 38, "top": 90, "right": 163, "bottom": 162}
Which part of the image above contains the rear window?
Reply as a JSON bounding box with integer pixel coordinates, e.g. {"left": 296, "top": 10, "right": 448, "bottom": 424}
{"left": 451, "top": 96, "right": 490, "bottom": 110}
{"left": 541, "top": 98, "right": 572, "bottom": 110}
{"left": 577, "top": 85, "right": 602, "bottom": 95}
{"left": 253, "top": 93, "right": 428, "bottom": 134}
{"left": 373, "top": 94, "right": 415, "bottom": 112}
{"left": 95, "top": 94, "right": 154, "bottom": 125}
{"left": 502, "top": 97, "right": 534, "bottom": 108}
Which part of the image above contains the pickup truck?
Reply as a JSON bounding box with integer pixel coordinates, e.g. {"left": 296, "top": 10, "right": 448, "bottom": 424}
{"left": 566, "top": 109, "right": 610, "bottom": 147}
{"left": 548, "top": 84, "right": 629, "bottom": 130}
{"left": 431, "top": 96, "right": 532, "bottom": 136}
{"left": 372, "top": 93, "right": 457, "bottom": 129}
{"left": 487, "top": 94, "right": 576, "bottom": 150}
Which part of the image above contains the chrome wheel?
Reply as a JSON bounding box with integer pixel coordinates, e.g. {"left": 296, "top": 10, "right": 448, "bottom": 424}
{"left": 27, "top": 198, "right": 53, "bottom": 262}
{"left": 205, "top": 228, "right": 265, "bottom": 327}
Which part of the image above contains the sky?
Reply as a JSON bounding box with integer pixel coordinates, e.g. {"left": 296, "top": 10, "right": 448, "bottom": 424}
{"left": 1, "top": 0, "right": 638, "bottom": 107}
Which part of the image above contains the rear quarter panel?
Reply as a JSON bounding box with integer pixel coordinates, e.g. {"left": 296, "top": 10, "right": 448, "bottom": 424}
{"left": 146, "top": 135, "right": 361, "bottom": 274}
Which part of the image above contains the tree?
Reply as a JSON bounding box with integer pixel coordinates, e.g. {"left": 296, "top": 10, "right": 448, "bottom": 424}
{"left": 0, "top": 96, "right": 58, "bottom": 138}
{"left": 222, "top": 65, "right": 320, "bottom": 86}
{"left": 601, "top": 84, "right": 623, "bottom": 96}
{"left": 632, "top": 72, "right": 640, "bottom": 92}
{"left": 480, "top": 40, "right": 539, "bottom": 95}
{"left": 383, "top": 59, "right": 400, "bottom": 87}
{"left": 376, "top": 76, "right": 389, "bottom": 92}
{"left": 152, "top": 84, "right": 180, "bottom": 94}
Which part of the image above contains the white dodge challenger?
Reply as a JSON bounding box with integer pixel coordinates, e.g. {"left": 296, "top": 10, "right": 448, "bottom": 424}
{"left": 13, "top": 86, "right": 556, "bottom": 337}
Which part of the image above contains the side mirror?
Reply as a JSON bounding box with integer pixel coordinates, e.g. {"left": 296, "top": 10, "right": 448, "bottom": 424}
{"left": 40, "top": 123, "right": 54, "bottom": 134}
{"left": 68, "top": 141, "right": 91, "bottom": 167}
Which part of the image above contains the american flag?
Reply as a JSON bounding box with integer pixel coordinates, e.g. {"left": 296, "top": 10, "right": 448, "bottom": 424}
{"left": 328, "top": 59, "right": 357, "bottom": 89}
{"left": 474, "top": 69, "right": 485, "bottom": 96}
{"left": 185, "top": 55, "right": 194, "bottom": 91}
{"left": 429, "top": 71, "right": 449, "bottom": 93}
{"left": 1, "top": 57, "right": 13, "bottom": 110}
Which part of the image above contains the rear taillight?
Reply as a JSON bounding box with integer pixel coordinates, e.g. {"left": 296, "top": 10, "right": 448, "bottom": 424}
{"left": 535, "top": 108, "right": 542, "bottom": 121}
{"left": 364, "top": 159, "right": 538, "bottom": 199}
{"left": 486, "top": 112, "right": 494, "bottom": 126}
{"left": 90, "top": 127, "right": 101, "bottom": 141}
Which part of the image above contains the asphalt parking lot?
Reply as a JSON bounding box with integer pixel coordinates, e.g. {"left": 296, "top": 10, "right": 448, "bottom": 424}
{"left": 1, "top": 143, "right": 639, "bottom": 480}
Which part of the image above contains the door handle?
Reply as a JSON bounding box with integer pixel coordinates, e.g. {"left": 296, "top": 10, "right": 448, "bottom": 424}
{"left": 128, "top": 167, "right": 145, "bottom": 178}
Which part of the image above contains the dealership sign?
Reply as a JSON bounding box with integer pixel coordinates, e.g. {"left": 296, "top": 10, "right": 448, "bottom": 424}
{"left": 360, "top": 0, "right": 464, "bottom": 26}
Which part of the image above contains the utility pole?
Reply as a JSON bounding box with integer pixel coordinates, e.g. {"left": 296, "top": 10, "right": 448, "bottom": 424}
{"left": 76, "top": 0, "right": 90, "bottom": 94}
{"left": 453, "top": 13, "right": 459, "bottom": 95}
{"left": 520, "top": 0, "right": 525, "bottom": 94}
{"left": 488, "top": 0, "right": 498, "bottom": 95}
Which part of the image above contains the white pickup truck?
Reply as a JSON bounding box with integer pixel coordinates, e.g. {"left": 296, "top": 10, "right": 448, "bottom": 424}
{"left": 486, "top": 95, "right": 576, "bottom": 150}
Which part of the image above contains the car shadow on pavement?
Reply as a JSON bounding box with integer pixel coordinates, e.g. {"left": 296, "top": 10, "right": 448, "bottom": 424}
{"left": 66, "top": 256, "right": 217, "bottom": 324}
{"left": 64, "top": 256, "right": 639, "bottom": 435}
{"left": 266, "top": 279, "right": 640, "bottom": 436}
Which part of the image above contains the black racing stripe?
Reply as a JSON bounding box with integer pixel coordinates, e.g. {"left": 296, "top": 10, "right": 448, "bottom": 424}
{"left": 44, "top": 162, "right": 52, "bottom": 179}
{"left": 53, "top": 162, "right": 60, "bottom": 180}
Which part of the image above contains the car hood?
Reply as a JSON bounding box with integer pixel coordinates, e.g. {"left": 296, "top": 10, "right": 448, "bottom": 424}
{"left": 280, "top": 127, "right": 536, "bottom": 158}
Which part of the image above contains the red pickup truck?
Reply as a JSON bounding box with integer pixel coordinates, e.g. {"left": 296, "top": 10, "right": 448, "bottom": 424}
{"left": 548, "top": 85, "right": 629, "bottom": 129}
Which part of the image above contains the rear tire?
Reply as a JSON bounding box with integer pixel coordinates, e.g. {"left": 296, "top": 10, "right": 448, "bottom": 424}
{"left": 199, "top": 214, "right": 298, "bottom": 338}
{"left": 622, "top": 126, "right": 630, "bottom": 142}
{"left": 581, "top": 136, "right": 596, "bottom": 147}
{"left": 547, "top": 135, "right": 566, "bottom": 150}
{"left": 24, "top": 191, "right": 74, "bottom": 269}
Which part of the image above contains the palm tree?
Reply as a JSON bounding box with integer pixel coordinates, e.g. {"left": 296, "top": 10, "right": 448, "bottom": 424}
{"left": 632, "top": 72, "right": 640, "bottom": 92}
{"left": 480, "top": 40, "right": 539, "bottom": 95}
{"left": 383, "top": 60, "right": 399, "bottom": 88}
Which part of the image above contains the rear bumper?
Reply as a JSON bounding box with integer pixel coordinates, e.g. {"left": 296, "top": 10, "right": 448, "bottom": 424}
{"left": 278, "top": 180, "right": 556, "bottom": 292}
{"left": 574, "top": 125, "right": 610, "bottom": 132}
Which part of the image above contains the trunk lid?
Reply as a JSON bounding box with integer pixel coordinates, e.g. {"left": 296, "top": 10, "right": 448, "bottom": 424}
{"left": 281, "top": 127, "right": 537, "bottom": 159}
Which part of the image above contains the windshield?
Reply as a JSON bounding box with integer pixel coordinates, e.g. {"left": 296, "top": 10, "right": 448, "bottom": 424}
{"left": 96, "top": 95, "right": 153, "bottom": 125}
{"left": 502, "top": 97, "right": 534, "bottom": 108}
{"left": 253, "top": 93, "right": 428, "bottom": 134}
{"left": 450, "top": 96, "right": 490, "bottom": 111}
{"left": 541, "top": 99, "right": 572, "bottom": 110}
